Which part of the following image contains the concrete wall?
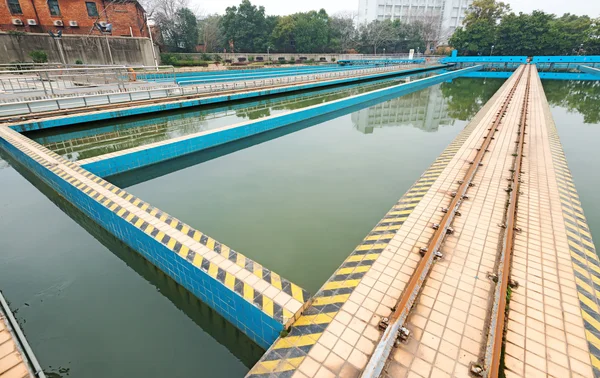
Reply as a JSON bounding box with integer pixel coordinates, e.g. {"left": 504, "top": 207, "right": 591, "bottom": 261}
{"left": 0, "top": 32, "right": 157, "bottom": 65}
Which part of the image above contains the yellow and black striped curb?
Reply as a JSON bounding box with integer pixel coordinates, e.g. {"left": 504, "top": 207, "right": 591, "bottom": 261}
{"left": 0, "top": 128, "right": 309, "bottom": 327}
{"left": 246, "top": 100, "right": 486, "bottom": 377}
{"left": 542, "top": 90, "right": 600, "bottom": 377}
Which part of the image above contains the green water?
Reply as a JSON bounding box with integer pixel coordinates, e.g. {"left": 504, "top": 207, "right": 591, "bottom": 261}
{"left": 4, "top": 77, "right": 597, "bottom": 377}
{"left": 28, "top": 76, "right": 423, "bottom": 162}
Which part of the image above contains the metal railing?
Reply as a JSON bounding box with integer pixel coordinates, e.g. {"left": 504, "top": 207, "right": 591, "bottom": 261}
{"left": 0, "top": 63, "right": 431, "bottom": 118}
{"left": 0, "top": 66, "right": 177, "bottom": 98}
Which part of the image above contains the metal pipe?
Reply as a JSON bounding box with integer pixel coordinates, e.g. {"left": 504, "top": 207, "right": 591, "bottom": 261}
{"left": 0, "top": 291, "right": 46, "bottom": 377}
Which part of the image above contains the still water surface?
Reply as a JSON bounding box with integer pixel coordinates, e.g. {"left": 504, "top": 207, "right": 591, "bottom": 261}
{"left": 2, "top": 77, "right": 596, "bottom": 377}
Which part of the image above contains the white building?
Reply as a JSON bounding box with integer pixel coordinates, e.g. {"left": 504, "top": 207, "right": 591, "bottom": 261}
{"left": 357, "top": 0, "right": 473, "bottom": 44}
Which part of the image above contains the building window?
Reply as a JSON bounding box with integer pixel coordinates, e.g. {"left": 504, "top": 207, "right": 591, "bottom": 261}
{"left": 7, "top": 0, "right": 22, "bottom": 14}
{"left": 86, "top": 1, "right": 98, "bottom": 17}
{"left": 48, "top": 0, "right": 60, "bottom": 16}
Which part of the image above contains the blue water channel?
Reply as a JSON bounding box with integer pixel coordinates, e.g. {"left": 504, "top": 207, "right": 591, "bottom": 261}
{"left": 1, "top": 73, "right": 599, "bottom": 377}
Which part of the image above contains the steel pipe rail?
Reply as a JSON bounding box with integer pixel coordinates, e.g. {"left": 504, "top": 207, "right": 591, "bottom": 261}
{"left": 360, "top": 65, "right": 528, "bottom": 378}
{"left": 484, "top": 65, "right": 532, "bottom": 378}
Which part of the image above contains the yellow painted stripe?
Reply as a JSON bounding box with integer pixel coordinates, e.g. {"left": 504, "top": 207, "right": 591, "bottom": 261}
{"left": 169, "top": 219, "right": 178, "bottom": 228}
{"left": 262, "top": 297, "right": 274, "bottom": 317}
{"left": 249, "top": 357, "right": 304, "bottom": 374}
{"left": 208, "top": 263, "right": 218, "bottom": 278}
{"left": 179, "top": 245, "right": 189, "bottom": 258}
{"left": 293, "top": 312, "right": 336, "bottom": 326}
{"left": 291, "top": 284, "right": 305, "bottom": 303}
{"left": 134, "top": 218, "right": 145, "bottom": 228}
{"left": 117, "top": 208, "right": 127, "bottom": 217}
{"left": 322, "top": 279, "right": 360, "bottom": 291}
{"left": 236, "top": 254, "right": 246, "bottom": 268}
{"left": 141, "top": 203, "right": 149, "bottom": 211}
{"left": 180, "top": 225, "right": 190, "bottom": 236}
{"left": 336, "top": 265, "right": 371, "bottom": 275}
{"left": 356, "top": 243, "right": 387, "bottom": 251}
{"left": 192, "top": 254, "right": 203, "bottom": 268}
{"left": 221, "top": 245, "right": 231, "bottom": 259}
{"left": 159, "top": 214, "right": 168, "bottom": 222}
{"left": 125, "top": 213, "right": 135, "bottom": 222}
{"left": 225, "top": 273, "right": 235, "bottom": 289}
{"left": 364, "top": 233, "right": 395, "bottom": 241}
{"left": 145, "top": 225, "right": 155, "bottom": 235}
{"left": 271, "top": 273, "right": 282, "bottom": 290}
{"left": 579, "top": 292, "right": 600, "bottom": 314}
{"left": 583, "top": 310, "right": 600, "bottom": 333}
{"left": 273, "top": 334, "right": 321, "bottom": 349}
{"left": 254, "top": 265, "right": 263, "bottom": 280}
{"left": 346, "top": 253, "right": 379, "bottom": 263}
{"left": 312, "top": 294, "right": 350, "bottom": 306}
{"left": 192, "top": 231, "right": 202, "bottom": 242}
{"left": 206, "top": 238, "right": 215, "bottom": 250}
{"left": 167, "top": 238, "right": 177, "bottom": 250}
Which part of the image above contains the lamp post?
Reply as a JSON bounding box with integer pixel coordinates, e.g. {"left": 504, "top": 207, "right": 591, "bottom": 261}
{"left": 267, "top": 45, "right": 271, "bottom": 65}
{"left": 383, "top": 47, "right": 386, "bottom": 57}
{"left": 490, "top": 44, "right": 495, "bottom": 56}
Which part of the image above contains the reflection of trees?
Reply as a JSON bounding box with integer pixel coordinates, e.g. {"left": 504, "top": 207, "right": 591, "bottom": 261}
{"left": 543, "top": 81, "right": 600, "bottom": 124}
{"left": 440, "top": 78, "right": 504, "bottom": 121}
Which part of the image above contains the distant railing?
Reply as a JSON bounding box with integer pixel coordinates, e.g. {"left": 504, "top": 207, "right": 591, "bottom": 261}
{"left": 0, "top": 63, "right": 429, "bottom": 118}
{"left": 0, "top": 65, "right": 177, "bottom": 99}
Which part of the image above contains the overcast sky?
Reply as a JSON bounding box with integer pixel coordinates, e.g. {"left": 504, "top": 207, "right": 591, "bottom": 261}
{"left": 194, "top": 0, "right": 600, "bottom": 17}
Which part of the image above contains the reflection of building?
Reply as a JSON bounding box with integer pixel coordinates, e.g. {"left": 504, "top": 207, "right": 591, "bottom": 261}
{"left": 351, "top": 85, "right": 453, "bottom": 134}
{"left": 357, "top": 0, "right": 472, "bottom": 43}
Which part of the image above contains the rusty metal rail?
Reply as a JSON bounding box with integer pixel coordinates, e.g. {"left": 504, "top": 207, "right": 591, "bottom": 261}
{"left": 360, "top": 65, "right": 528, "bottom": 378}
{"left": 484, "top": 65, "right": 532, "bottom": 377}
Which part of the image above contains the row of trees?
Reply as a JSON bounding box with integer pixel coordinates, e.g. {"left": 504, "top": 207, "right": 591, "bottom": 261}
{"left": 450, "top": 0, "right": 600, "bottom": 56}
{"left": 143, "top": 0, "right": 438, "bottom": 54}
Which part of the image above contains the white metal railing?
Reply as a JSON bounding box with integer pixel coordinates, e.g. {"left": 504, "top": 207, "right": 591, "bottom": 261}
{"left": 0, "top": 66, "right": 176, "bottom": 98}
{"left": 0, "top": 63, "right": 428, "bottom": 118}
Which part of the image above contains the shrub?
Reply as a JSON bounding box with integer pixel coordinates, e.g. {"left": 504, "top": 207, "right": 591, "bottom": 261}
{"left": 248, "top": 55, "right": 255, "bottom": 62}
{"left": 331, "top": 57, "right": 336, "bottom": 62}
{"left": 75, "top": 59, "right": 83, "bottom": 65}
{"left": 200, "top": 52, "right": 211, "bottom": 61}
{"left": 29, "top": 50, "right": 48, "bottom": 63}
{"left": 160, "top": 53, "right": 177, "bottom": 65}
{"left": 213, "top": 54, "right": 222, "bottom": 62}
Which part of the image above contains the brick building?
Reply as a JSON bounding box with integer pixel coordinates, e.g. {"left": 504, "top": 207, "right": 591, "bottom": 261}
{"left": 0, "top": 0, "right": 148, "bottom": 37}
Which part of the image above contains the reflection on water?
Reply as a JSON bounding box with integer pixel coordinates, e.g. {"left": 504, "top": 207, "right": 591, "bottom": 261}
{"left": 352, "top": 85, "right": 453, "bottom": 134}
{"left": 543, "top": 80, "right": 600, "bottom": 124}
{"left": 28, "top": 77, "right": 417, "bottom": 162}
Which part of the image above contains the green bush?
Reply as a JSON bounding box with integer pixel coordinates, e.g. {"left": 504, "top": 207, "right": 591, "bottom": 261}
{"left": 75, "top": 59, "right": 83, "bottom": 65}
{"left": 171, "top": 60, "right": 209, "bottom": 67}
{"left": 160, "top": 53, "right": 177, "bottom": 65}
{"left": 248, "top": 55, "right": 255, "bottom": 62}
{"left": 29, "top": 50, "right": 48, "bottom": 63}
{"left": 213, "top": 54, "right": 222, "bottom": 62}
{"left": 200, "top": 53, "right": 211, "bottom": 61}
{"left": 331, "top": 57, "right": 336, "bottom": 62}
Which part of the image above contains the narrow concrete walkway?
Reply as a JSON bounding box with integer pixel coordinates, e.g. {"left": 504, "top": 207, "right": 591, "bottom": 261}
{"left": 247, "top": 66, "right": 600, "bottom": 378}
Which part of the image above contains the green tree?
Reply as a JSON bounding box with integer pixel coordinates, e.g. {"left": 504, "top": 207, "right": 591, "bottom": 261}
{"left": 463, "top": 0, "right": 510, "bottom": 27}
{"left": 449, "top": 0, "right": 509, "bottom": 55}
{"left": 359, "top": 20, "right": 396, "bottom": 54}
{"left": 198, "top": 14, "right": 223, "bottom": 53}
{"left": 495, "top": 11, "right": 555, "bottom": 56}
{"left": 585, "top": 18, "right": 600, "bottom": 55}
{"left": 221, "top": 0, "right": 270, "bottom": 52}
{"left": 293, "top": 10, "right": 330, "bottom": 53}
{"left": 158, "top": 7, "right": 198, "bottom": 52}
{"left": 328, "top": 13, "right": 358, "bottom": 53}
